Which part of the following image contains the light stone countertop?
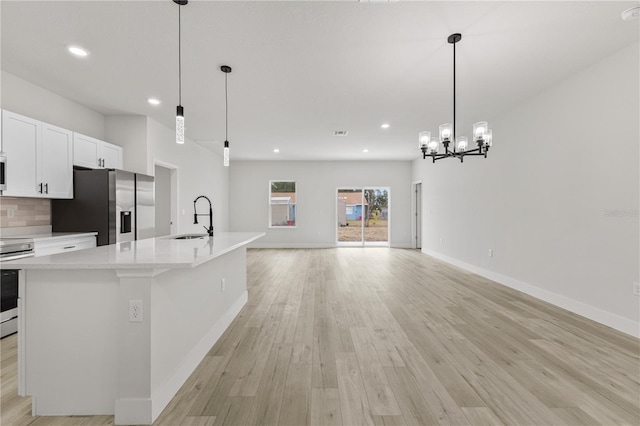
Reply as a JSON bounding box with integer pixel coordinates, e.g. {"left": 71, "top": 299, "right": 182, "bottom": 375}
{"left": 4, "top": 232, "right": 265, "bottom": 270}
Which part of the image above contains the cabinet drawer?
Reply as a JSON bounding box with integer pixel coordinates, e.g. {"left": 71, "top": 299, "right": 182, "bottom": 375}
{"left": 34, "top": 236, "right": 96, "bottom": 257}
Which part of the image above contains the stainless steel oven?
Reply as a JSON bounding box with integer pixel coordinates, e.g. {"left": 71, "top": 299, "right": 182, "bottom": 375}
{"left": 1, "top": 238, "right": 34, "bottom": 338}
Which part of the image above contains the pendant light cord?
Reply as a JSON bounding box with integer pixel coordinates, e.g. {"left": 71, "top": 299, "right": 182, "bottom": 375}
{"left": 225, "top": 72, "right": 228, "bottom": 141}
{"left": 178, "top": 5, "right": 182, "bottom": 105}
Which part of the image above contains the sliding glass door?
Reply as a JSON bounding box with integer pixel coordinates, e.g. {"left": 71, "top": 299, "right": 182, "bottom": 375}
{"left": 337, "top": 188, "right": 389, "bottom": 246}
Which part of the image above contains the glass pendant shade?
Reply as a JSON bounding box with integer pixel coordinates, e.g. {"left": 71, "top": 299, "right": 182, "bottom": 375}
{"left": 455, "top": 136, "right": 468, "bottom": 151}
{"left": 223, "top": 140, "right": 229, "bottom": 167}
{"left": 418, "top": 131, "right": 431, "bottom": 149}
{"left": 484, "top": 129, "right": 493, "bottom": 147}
{"left": 176, "top": 105, "right": 185, "bottom": 144}
{"left": 427, "top": 137, "right": 440, "bottom": 154}
{"left": 473, "top": 121, "right": 488, "bottom": 142}
{"left": 439, "top": 123, "right": 453, "bottom": 142}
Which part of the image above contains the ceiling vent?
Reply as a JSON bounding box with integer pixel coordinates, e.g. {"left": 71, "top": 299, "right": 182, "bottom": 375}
{"left": 333, "top": 130, "right": 349, "bottom": 137}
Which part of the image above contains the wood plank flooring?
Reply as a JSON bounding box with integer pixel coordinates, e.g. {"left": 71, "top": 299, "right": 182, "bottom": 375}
{"left": 1, "top": 248, "right": 638, "bottom": 425}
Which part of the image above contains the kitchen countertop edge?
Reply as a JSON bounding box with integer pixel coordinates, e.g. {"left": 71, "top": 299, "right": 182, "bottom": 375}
{"left": 3, "top": 232, "right": 265, "bottom": 270}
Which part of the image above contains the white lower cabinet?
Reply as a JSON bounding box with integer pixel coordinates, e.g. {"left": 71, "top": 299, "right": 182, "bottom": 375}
{"left": 1, "top": 110, "right": 73, "bottom": 198}
{"left": 34, "top": 235, "right": 97, "bottom": 257}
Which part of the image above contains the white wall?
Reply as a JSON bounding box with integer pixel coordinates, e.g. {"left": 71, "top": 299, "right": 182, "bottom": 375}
{"left": 412, "top": 43, "right": 640, "bottom": 336}
{"left": 229, "top": 161, "right": 412, "bottom": 247}
{"left": 1, "top": 71, "right": 105, "bottom": 140}
{"left": 147, "top": 118, "right": 229, "bottom": 235}
{"left": 105, "top": 115, "right": 148, "bottom": 174}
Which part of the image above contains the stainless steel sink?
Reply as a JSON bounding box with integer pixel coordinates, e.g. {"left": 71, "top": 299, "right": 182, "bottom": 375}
{"left": 173, "top": 234, "right": 207, "bottom": 240}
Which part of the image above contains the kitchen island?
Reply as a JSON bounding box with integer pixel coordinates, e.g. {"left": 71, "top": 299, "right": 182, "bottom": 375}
{"left": 6, "top": 232, "right": 264, "bottom": 425}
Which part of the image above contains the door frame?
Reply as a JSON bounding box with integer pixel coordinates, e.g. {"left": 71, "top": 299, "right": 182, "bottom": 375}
{"left": 411, "top": 180, "right": 423, "bottom": 249}
{"left": 153, "top": 159, "right": 178, "bottom": 236}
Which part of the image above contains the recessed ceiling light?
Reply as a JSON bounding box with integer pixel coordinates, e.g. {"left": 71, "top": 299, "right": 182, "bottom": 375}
{"left": 147, "top": 98, "right": 161, "bottom": 106}
{"left": 67, "top": 45, "right": 89, "bottom": 57}
{"left": 622, "top": 6, "right": 640, "bottom": 21}
{"left": 273, "top": 148, "right": 280, "bottom": 153}
{"left": 381, "top": 123, "right": 390, "bottom": 129}
{"left": 363, "top": 149, "right": 369, "bottom": 153}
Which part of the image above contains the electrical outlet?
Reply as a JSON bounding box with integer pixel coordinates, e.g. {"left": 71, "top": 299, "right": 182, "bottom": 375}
{"left": 7, "top": 209, "right": 15, "bottom": 218}
{"left": 488, "top": 249, "right": 493, "bottom": 257}
{"left": 440, "top": 237, "right": 443, "bottom": 245}
{"left": 129, "top": 300, "right": 143, "bottom": 322}
{"left": 633, "top": 282, "right": 640, "bottom": 296}
{"left": 221, "top": 278, "right": 226, "bottom": 292}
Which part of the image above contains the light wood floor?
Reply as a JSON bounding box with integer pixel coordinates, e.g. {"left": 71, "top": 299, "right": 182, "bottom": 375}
{"left": 2, "top": 248, "right": 639, "bottom": 425}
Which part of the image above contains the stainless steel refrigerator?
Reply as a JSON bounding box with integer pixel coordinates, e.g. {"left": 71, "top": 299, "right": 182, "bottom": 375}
{"left": 52, "top": 169, "right": 155, "bottom": 246}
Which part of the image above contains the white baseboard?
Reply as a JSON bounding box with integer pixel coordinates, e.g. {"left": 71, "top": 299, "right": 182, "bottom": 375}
{"left": 148, "top": 291, "right": 249, "bottom": 423}
{"left": 250, "top": 242, "right": 336, "bottom": 249}
{"left": 422, "top": 249, "right": 640, "bottom": 338}
{"left": 249, "top": 242, "right": 414, "bottom": 249}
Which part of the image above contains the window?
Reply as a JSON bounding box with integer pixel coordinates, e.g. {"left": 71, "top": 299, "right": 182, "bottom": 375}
{"left": 270, "top": 180, "right": 296, "bottom": 227}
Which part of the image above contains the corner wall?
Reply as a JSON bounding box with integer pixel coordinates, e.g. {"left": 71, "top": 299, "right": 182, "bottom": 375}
{"left": 229, "top": 161, "right": 412, "bottom": 247}
{"left": 412, "top": 43, "right": 640, "bottom": 336}
{"left": 147, "top": 119, "right": 229, "bottom": 235}
{"left": 1, "top": 71, "right": 105, "bottom": 140}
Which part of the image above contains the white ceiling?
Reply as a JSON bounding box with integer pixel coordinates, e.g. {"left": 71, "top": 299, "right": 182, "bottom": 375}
{"left": 1, "top": 1, "right": 638, "bottom": 161}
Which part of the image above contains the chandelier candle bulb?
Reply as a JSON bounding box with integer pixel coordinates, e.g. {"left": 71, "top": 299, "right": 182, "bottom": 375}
{"left": 428, "top": 137, "right": 440, "bottom": 154}
{"left": 473, "top": 121, "right": 488, "bottom": 141}
{"left": 419, "top": 131, "right": 431, "bottom": 149}
{"left": 456, "top": 136, "right": 468, "bottom": 151}
{"left": 439, "top": 123, "right": 453, "bottom": 142}
{"left": 484, "top": 129, "right": 493, "bottom": 147}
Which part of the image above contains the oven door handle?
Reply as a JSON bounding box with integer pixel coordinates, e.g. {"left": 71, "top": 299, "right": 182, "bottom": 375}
{"left": 1, "top": 252, "right": 35, "bottom": 261}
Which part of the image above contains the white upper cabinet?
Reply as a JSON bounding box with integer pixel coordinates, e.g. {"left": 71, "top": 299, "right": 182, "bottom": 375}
{"left": 1, "top": 111, "right": 39, "bottom": 197}
{"left": 73, "top": 133, "right": 123, "bottom": 170}
{"left": 1, "top": 110, "right": 73, "bottom": 199}
{"left": 40, "top": 123, "right": 73, "bottom": 198}
{"left": 101, "top": 141, "right": 123, "bottom": 169}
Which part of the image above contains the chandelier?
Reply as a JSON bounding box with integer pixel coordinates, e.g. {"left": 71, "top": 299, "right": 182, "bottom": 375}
{"left": 420, "top": 33, "right": 493, "bottom": 163}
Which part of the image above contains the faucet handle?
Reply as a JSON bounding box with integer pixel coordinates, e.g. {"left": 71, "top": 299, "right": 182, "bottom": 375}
{"left": 203, "top": 226, "right": 214, "bottom": 237}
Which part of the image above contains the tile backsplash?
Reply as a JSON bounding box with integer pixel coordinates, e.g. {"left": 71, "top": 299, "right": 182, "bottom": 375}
{"left": 0, "top": 197, "right": 51, "bottom": 228}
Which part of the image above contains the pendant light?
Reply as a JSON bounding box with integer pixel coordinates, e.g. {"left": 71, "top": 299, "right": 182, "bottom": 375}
{"left": 419, "top": 33, "right": 493, "bottom": 163}
{"left": 221, "top": 65, "right": 232, "bottom": 166}
{"left": 174, "top": 0, "right": 188, "bottom": 144}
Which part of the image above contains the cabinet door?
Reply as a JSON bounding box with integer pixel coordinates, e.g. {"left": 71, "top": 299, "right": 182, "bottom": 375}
{"left": 73, "top": 133, "right": 101, "bottom": 169}
{"left": 101, "top": 142, "right": 123, "bottom": 169}
{"left": 40, "top": 124, "right": 73, "bottom": 199}
{"left": 1, "top": 111, "right": 39, "bottom": 197}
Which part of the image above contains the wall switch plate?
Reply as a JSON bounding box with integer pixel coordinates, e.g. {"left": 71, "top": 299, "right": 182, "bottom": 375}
{"left": 488, "top": 249, "right": 493, "bottom": 257}
{"left": 129, "top": 300, "right": 143, "bottom": 322}
{"left": 221, "top": 278, "right": 226, "bottom": 292}
{"left": 633, "top": 282, "right": 640, "bottom": 296}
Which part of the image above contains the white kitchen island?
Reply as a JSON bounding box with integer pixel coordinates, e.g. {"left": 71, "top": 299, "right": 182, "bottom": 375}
{"left": 7, "top": 232, "right": 264, "bottom": 425}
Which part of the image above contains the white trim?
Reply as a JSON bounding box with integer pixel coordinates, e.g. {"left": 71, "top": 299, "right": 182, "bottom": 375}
{"left": 336, "top": 187, "right": 390, "bottom": 246}
{"left": 148, "top": 290, "right": 249, "bottom": 423}
{"left": 153, "top": 159, "right": 179, "bottom": 236}
{"left": 411, "top": 180, "right": 422, "bottom": 250}
{"left": 269, "top": 180, "right": 297, "bottom": 228}
{"left": 250, "top": 242, "right": 335, "bottom": 249}
{"left": 422, "top": 249, "right": 640, "bottom": 338}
